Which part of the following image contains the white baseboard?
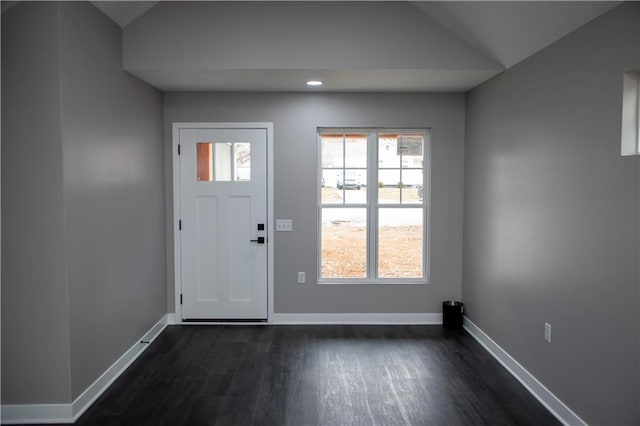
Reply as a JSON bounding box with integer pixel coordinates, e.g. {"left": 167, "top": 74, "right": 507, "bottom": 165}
{"left": 167, "top": 312, "right": 441, "bottom": 326}
{"left": 271, "top": 312, "right": 442, "bottom": 324}
{"left": 0, "top": 404, "right": 73, "bottom": 425}
{"left": 463, "top": 317, "right": 587, "bottom": 426}
{"left": 1, "top": 314, "right": 170, "bottom": 425}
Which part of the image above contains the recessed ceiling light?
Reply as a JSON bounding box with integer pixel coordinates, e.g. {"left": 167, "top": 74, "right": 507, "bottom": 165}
{"left": 306, "top": 80, "right": 323, "bottom": 86}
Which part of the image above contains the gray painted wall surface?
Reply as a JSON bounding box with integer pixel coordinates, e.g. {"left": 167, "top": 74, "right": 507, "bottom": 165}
{"left": 1, "top": 2, "right": 72, "bottom": 404}
{"left": 464, "top": 4, "right": 639, "bottom": 425}
{"left": 1, "top": 1, "right": 165, "bottom": 404}
{"left": 125, "top": 2, "right": 499, "bottom": 71}
{"left": 164, "top": 92, "right": 465, "bottom": 314}
{"left": 57, "top": 2, "right": 166, "bottom": 398}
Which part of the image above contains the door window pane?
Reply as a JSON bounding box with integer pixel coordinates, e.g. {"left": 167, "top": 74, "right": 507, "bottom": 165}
{"left": 321, "top": 208, "right": 367, "bottom": 278}
{"left": 378, "top": 208, "right": 423, "bottom": 278}
{"left": 234, "top": 143, "right": 251, "bottom": 181}
{"left": 197, "top": 143, "right": 213, "bottom": 181}
{"left": 213, "top": 142, "right": 251, "bottom": 182}
{"left": 215, "top": 143, "right": 232, "bottom": 181}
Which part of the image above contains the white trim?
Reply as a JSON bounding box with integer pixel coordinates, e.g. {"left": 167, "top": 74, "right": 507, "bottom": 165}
{"left": 166, "top": 312, "right": 440, "bottom": 325}
{"left": 271, "top": 312, "right": 442, "bottom": 325}
{"left": 172, "top": 124, "right": 183, "bottom": 321}
{"left": 1, "top": 315, "right": 169, "bottom": 425}
{"left": 316, "top": 128, "right": 431, "bottom": 284}
{"left": 170, "top": 321, "right": 270, "bottom": 326}
{"left": 621, "top": 71, "right": 639, "bottom": 156}
{"left": 171, "top": 122, "right": 274, "bottom": 322}
{"left": 463, "top": 317, "right": 587, "bottom": 426}
{"left": 0, "top": 405, "right": 73, "bottom": 425}
{"left": 70, "top": 315, "right": 169, "bottom": 420}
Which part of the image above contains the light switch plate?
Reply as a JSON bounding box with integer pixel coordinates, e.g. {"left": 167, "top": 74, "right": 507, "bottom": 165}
{"left": 544, "top": 323, "right": 552, "bottom": 343}
{"left": 276, "top": 219, "right": 293, "bottom": 231}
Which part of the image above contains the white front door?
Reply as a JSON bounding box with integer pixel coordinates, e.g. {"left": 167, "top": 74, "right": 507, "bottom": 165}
{"left": 177, "top": 126, "right": 268, "bottom": 320}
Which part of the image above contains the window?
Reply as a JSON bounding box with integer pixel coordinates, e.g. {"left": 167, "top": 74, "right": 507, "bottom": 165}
{"left": 196, "top": 142, "right": 251, "bottom": 181}
{"left": 318, "top": 129, "right": 430, "bottom": 283}
{"left": 621, "top": 72, "right": 640, "bottom": 156}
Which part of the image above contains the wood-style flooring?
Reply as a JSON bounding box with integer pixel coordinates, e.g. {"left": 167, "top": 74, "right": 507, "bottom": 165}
{"left": 54, "top": 325, "right": 560, "bottom": 425}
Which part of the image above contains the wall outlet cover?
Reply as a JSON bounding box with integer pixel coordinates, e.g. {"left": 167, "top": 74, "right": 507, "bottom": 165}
{"left": 276, "top": 219, "right": 293, "bottom": 231}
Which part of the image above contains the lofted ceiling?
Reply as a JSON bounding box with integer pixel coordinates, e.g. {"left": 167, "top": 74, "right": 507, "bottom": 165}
{"left": 92, "top": 1, "right": 158, "bottom": 27}
{"left": 5, "top": 1, "right": 624, "bottom": 92}
{"left": 411, "top": 1, "right": 621, "bottom": 69}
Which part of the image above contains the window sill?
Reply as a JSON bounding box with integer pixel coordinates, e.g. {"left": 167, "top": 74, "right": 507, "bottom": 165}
{"left": 317, "top": 280, "right": 430, "bottom": 285}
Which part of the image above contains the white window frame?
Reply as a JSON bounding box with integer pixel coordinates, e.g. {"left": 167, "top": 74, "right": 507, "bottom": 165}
{"left": 317, "top": 128, "right": 431, "bottom": 285}
{"left": 621, "top": 71, "right": 640, "bottom": 156}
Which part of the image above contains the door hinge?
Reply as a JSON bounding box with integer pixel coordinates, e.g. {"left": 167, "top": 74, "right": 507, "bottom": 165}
{"left": 179, "top": 220, "right": 182, "bottom": 230}
{"left": 178, "top": 144, "right": 181, "bottom": 155}
{"left": 180, "top": 294, "right": 183, "bottom": 305}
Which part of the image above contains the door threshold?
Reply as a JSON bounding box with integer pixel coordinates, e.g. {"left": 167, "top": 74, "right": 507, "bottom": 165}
{"left": 181, "top": 318, "right": 268, "bottom": 323}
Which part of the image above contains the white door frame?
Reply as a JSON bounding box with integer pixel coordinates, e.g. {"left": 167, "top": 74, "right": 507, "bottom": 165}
{"left": 172, "top": 122, "right": 274, "bottom": 323}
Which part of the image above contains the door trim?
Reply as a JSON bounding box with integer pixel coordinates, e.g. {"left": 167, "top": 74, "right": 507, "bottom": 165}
{"left": 172, "top": 122, "right": 274, "bottom": 322}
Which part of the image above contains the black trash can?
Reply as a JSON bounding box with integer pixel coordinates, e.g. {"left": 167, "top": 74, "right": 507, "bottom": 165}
{"left": 442, "top": 300, "right": 464, "bottom": 329}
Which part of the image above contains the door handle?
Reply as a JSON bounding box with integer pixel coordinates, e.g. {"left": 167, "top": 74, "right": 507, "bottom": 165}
{"left": 250, "top": 237, "right": 265, "bottom": 244}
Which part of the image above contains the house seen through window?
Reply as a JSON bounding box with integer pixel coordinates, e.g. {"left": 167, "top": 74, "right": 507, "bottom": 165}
{"left": 319, "top": 129, "right": 430, "bottom": 283}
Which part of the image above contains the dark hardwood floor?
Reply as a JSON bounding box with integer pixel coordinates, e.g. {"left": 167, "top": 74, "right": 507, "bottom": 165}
{"left": 55, "top": 325, "right": 560, "bottom": 425}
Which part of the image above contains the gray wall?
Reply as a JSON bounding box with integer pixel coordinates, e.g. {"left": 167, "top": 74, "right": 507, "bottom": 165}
{"left": 123, "top": 1, "right": 501, "bottom": 91}
{"left": 463, "top": 3, "right": 639, "bottom": 425}
{"left": 164, "top": 92, "right": 465, "bottom": 314}
{"left": 1, "top": 1, "right": 72, "bottom": 404}
{"left": 125, "top": 1, "right": 498, "bottom": 70}
{"left": 1, "top": 1, "right": 166, "bottom": 404}
{"left": 57, "top": 2, "right": 166, "bottom": 398}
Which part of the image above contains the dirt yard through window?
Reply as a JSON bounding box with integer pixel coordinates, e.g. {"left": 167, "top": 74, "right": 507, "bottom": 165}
{"left": 321, "top": 225, "right": 423, "bottom": 279}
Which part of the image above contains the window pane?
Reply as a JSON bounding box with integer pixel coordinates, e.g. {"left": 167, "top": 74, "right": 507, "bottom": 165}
{"left": 378, "top": 208, "right": 423, "bottom": 278}
{"left": 378, "top": 133, "right": 424, "bottom": 205}
{"left": 401, "top": 170, "right": 423, "bottom": 205}
{"left": 321, "top": 134, "right": 344, "bottom": 168}
{"left": 378, "top": 135, "right": 400, "bottom": 168}
{"left": 378, "top": 170, "right": 400, "bottom": 204}
{"left": 196, "top": 143, "right": 213, "bottom": 181}
{"left": 402, "top": 169, "right": 422, "bottom": 186}
{"left": 322, "top": 169, "right": 342, "bottom": 204}
{"left": 214, "top": 143, "right": 232, "bottom": 181}
{"left": 341, "top": 169, "right": 365, "bottom": 204}
{"left": 397, "top": 134, "right": 424, "bottom": 162}
{"left": 318, "top": 128, "right": 429, "bottom": 283}
{"left": 321, "top": 208, "right": 367, "bottom": 278}
{"left": 345, "top": 134, "right": 367, "bottom": 168}
{"left": 234, "top": 143, "right": 250, "bottom": 181}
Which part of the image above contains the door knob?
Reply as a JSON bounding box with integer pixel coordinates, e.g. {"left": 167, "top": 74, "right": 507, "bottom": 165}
{"left": 250, "top": 237, "right": 265, "bottom": 244}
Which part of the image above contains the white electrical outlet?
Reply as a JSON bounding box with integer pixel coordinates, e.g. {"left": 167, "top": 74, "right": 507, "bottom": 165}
{"left": 544, "top": 323, "right": 552, "bottom": 343}
{"left": 276, "top": 219, "right": 293, "bottom": 232}
{"left": 297, "top": 272, "right": 306, "bottom": 284}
